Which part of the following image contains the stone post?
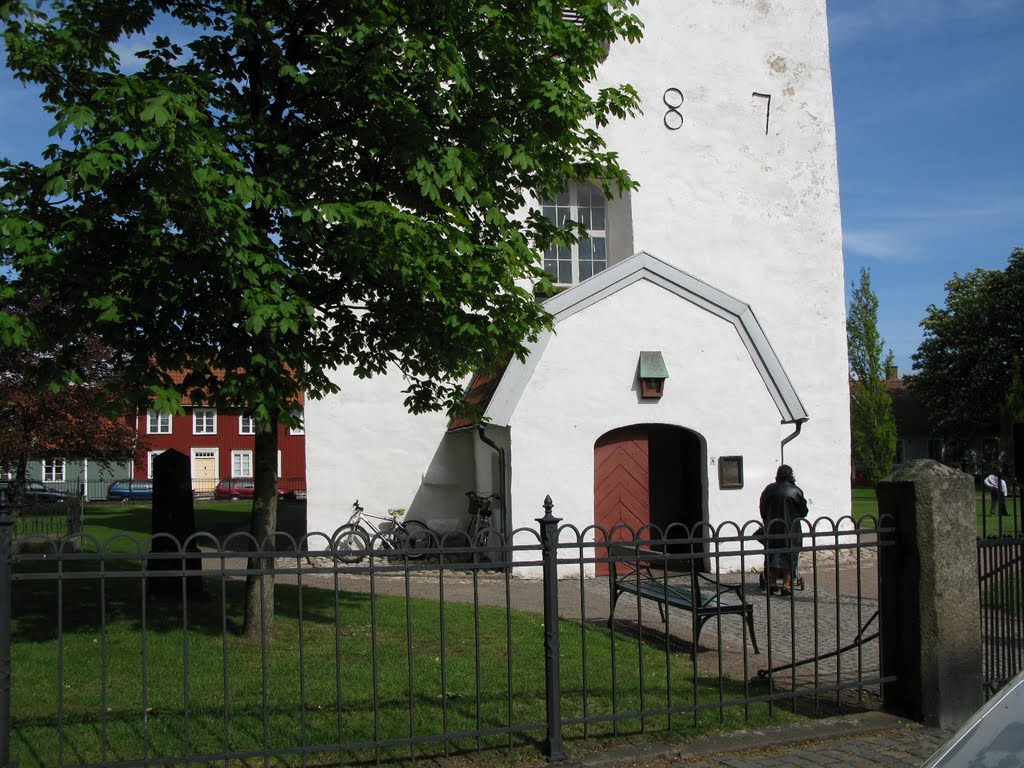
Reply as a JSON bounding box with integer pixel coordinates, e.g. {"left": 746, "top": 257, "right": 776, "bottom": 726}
{"left": 150, "top": 449, "right": 205, "bottom": 599}
{"left": 878, "top": 459, "right": 983, "bottom": 727}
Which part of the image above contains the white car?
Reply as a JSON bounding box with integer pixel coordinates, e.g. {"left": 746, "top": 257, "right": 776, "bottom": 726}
{"left": 921, "top": 669, "right": 1024, "bottom": 767}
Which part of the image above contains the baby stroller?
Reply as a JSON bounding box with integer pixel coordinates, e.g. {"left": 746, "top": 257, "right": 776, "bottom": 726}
{"left": 755, "top": 518, "right": 805, "bottom": 594}
{"left": 758, "top": 561, "right": 805, "bottom": 593}
{"left": 756, "top": 524, "right": 804, "bottom": 593}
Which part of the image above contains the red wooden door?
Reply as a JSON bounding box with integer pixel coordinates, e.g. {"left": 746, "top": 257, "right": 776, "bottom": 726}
{"left": 594, "top": 426, "right": 651, "bottom": 576}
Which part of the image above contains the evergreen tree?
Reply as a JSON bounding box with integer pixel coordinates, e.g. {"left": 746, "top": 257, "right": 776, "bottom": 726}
{"left": 848, "top": 268, "right": 897, "bottom": 485}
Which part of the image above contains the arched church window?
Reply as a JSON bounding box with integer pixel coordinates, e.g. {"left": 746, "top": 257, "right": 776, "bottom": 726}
{"left": 541, "top": 182, "right": 607, "bottom": 285}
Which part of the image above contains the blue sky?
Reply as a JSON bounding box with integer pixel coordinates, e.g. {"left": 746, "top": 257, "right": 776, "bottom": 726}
{"left": 828, "top": 0, "right": 1023, "bottom": 373}
{"left": 2, "top": 2, "right": 1021, "bottom": 374}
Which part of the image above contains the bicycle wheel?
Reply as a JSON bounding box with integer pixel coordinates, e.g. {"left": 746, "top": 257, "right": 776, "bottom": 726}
{"left": 472, "top": 524, "right": 490, "bottom": 549}
{"left": 331, "top": 524, "right": 368, "bottom": 564}
{"left": 402, "top": 521, "right": 435, "bottom": 558}
{"left": 370, "top": 527, "right": 400, "bottom": 554}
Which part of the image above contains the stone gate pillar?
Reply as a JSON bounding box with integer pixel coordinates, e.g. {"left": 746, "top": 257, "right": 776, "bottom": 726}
{"left": 878, "top": 459, "right": 983, "bottom": 727}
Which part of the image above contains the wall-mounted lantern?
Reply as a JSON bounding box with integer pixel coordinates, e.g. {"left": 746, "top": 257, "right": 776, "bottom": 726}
{"left": 638, "top": 351, "right": 668, "bottom": 399}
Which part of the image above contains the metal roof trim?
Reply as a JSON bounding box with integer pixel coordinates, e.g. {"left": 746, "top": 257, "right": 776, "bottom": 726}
{"left": 483, "top": 251, "right": 808, "bottom": 425}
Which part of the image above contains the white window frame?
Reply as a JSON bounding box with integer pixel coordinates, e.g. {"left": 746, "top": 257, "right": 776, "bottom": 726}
{"left": 542, "top": 182, "right": 608, "bottom": 286}
{"left": 239, "top": 415, "right": 255, "bottom": 435}
{"left": 231, "top": 450, "right": 253, "bottom": 478}
{"left": 289, "top": 412, "right": 304, "bottom": 436}
{"left": 147, "top": 450, "right": 166, "bottom": 479}
{"left": 42, "top": 459, "right": 66, "bottom": 483}
{"left": 193, "top": 408, "right": 217, "bottom": 435}
{"left": 147, "top": 410, "right": 172, "bottom": 435}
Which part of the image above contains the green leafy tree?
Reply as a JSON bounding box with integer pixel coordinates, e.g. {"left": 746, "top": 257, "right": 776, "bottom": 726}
{"left": 0, "top": 1, "right": 642, "bottom": 640}
{"left": 847, "top": 267, "right": 897, "bottom": 485}
{"left": 913, "top": 248, "right": 1024, "bottom": 470}
{"left": 999, "top": 356, "right": 1024, "bottom": 474}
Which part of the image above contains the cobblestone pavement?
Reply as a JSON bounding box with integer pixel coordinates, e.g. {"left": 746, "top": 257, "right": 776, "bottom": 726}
{"left": 564, "top": 712, "right": 951, "bottom": 768}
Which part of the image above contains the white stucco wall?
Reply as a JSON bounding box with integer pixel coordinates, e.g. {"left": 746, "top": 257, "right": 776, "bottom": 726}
{"left": 304, "top": 369, "right": 464, "bottom": 535}
{"left": 509, "top": 279, "right": 783, "bottom": 532}
{"left": 589, "top": 0, "right": 848, "bottom": 521}
{"left": 305, "top": 0, "right": 849, "bottom": 543}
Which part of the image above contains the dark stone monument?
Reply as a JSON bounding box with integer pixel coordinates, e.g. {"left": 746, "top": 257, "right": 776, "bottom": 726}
{"left": 878, "top": 459, "right": 983, "bottom": 728}
{"left": 149, "top": 449, "right": 205, "bottom": 599}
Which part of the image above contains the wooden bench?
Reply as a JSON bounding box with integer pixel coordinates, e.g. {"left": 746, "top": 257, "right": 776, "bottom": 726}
{"left": 607, "top": 544, "right": 760, "bottom": 654}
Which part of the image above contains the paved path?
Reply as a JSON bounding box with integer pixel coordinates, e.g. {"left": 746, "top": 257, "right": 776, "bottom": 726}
{"left": 560, "top": 711, "right": 951, "bottom": 768}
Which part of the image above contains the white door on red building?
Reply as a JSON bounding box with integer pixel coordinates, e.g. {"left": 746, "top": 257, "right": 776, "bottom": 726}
{"left": 192, "top": 449, "right": 218, "bottom": 495}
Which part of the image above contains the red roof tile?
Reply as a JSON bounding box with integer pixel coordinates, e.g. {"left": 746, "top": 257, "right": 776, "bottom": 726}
{"left": 448, "top": 359, "right": 511, "bottom": 431}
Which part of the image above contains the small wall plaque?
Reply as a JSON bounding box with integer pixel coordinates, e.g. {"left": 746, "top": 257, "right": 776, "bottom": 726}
{"left": 718, "top": 456, "right": 744, "bottom": 489}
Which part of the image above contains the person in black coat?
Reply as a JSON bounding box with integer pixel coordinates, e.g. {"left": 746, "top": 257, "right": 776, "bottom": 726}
{"left": 759, "top": 464, "right": 808, "bottom": 596}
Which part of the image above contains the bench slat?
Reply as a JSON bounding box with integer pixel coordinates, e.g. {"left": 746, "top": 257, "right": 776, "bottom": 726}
{"left": 607, "top": 545, "right": 760, "bottom": 654}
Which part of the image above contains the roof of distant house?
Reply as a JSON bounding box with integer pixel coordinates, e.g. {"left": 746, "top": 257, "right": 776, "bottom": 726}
{"left": 447, "top": 359, "right": 511, "bottom": 431}
{"left": 164, "top": 369, "right": 305, "bottom": 408}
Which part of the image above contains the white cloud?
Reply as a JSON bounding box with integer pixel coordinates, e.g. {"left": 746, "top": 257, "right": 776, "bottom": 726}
{"left": 843, "top": 194, "right": 1024, "bottom": 264}
{"left": 110, "top": 16, "right": 193, "bottom": 74}
{"left": 851, "top": 193, "right": 1024, "bottom": 224}
{"left": 110, "top": 39, "right": 149, "bottom": 74}
{"left": 842, "top": 230, "right": 911, "bottom": 262}
{"left": 864, "top": 197, "right": 1024, "bottom": 222}
{"left": 828, "top": 0, "right": 1020, "bottom": 47}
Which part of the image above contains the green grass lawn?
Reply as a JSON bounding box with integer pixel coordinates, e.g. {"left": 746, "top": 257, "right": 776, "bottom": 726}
{"left": 10, "top": 502, "right": 796, "bottom": 766}
{"left": 10, "top": 569, "right": 792, "bottom": 767}
{"left": 850, "top": 488, "right": 880, "bottom": 523}
{"left": 851, "top": 487, "right": 1021, "bottom": 537}
{"left": 79, "top": 500, "right": 260, "bottom": 553}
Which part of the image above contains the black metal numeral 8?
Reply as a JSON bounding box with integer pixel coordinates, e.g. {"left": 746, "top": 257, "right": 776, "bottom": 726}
{"left": 663, "top": 88, "right": 684, "bottom": 130}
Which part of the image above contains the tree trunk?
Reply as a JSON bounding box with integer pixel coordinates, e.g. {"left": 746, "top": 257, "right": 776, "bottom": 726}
{"left": 243, "top": 416, "right": 279, "bottom": 642}
{"left": 10, "top": 457, "right": 29, "bottom": 507}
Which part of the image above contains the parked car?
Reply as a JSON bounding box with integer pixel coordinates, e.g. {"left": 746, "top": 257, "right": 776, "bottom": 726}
{"left": 214, "top": 478, "right": 296, "bottom": 501}
{"left": 922, "top": 668, "right": 1024, "bottom": 767}
{"left": 0, "top": 480, "right": 77, "bottom": 506}
{"left": 106, "top": 479, "right": 154, "bottom": 502}
{"left": 278, "top": 476, "right": 306, "bottom": 501}
{"left": 214, "top": 478, "right": 255, "bottom": 500}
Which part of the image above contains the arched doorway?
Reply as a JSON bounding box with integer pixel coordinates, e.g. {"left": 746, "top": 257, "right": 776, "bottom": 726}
{"left": 594, "top": 424, "right": 705, "bottom": 575}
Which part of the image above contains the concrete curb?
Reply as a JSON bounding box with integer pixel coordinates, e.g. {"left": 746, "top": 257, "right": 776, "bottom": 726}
{"left": 567, "top": 711, "right": 924, "bottom": 767}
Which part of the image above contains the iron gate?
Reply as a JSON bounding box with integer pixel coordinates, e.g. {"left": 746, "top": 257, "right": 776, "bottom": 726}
{"left": 976, "top": 483, "right": 1024, "bottom": 696}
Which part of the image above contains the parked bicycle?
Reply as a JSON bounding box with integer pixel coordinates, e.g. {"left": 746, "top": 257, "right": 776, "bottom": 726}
{"left": 464, "top": 491, "right": 498, "bottom": 548}
{"left": 332, "top": 500, "right": 435, "bottom": 563}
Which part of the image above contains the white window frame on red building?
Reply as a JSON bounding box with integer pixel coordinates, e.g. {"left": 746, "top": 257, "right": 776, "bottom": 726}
{"left": 232, "top": 450, "right": 253, "bottom": 478}
{"left": 193, "top": 408, "right": 217, "bottom": 435}
{"left": 147, "top": 410, "right": 172, "bottom": 435}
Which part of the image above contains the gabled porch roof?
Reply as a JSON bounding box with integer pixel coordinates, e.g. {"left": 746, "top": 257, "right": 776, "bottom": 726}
{"left": 462, "top": 251, "right": 809, "bottom": 429}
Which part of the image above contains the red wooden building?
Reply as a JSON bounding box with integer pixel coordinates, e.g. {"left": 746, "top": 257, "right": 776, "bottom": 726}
{"left": 132, "top": 390, "right": 306, "bottom": 498}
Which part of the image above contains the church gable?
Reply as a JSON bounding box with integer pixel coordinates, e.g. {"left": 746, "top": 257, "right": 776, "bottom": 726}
{"left": 483, "top": 252, "right": 808, "bottom": 428}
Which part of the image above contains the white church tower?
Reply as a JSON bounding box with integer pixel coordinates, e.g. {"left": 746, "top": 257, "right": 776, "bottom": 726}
{"left": 304, "top": 0, "right": 849, "bottom": 552}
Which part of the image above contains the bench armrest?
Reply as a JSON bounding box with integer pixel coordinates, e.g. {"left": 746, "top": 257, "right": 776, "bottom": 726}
{"left": 694, "top": 571, "right": 748, "bottom": 606}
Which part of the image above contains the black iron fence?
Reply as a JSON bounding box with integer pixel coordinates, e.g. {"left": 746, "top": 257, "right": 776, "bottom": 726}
{"left": 7, "top": 498, "right": 83, "bottom": 544}
{"left": 979, "top": 477, "right": 1021, "bottom": 539}
{"left": 0, "top": 501, "right": 894, "bottom": 767}
{"left": 2, "top": 478, "right": 308, "bottom": 504}
{"left": 977, "top": 478, "right": 1023, "bottom": 696}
